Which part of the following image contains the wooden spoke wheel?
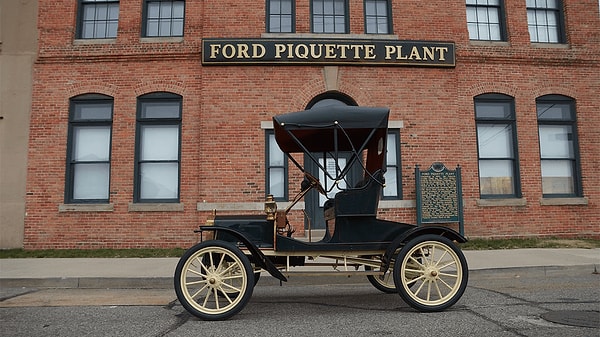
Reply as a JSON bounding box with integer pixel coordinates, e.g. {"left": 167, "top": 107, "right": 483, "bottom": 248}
{"left": 393, "top": 235, "right": 468, "bottom": 312}
{"left": 174, "top": 240, "right": 254, "bottom": 320}
{"left": 365, "top": 262, "right": 396, "bottom": 293}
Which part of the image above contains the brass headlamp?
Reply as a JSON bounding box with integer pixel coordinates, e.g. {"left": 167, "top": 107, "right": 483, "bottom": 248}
{"left": 264, "top": 194, "right": 277, "bottom": 221}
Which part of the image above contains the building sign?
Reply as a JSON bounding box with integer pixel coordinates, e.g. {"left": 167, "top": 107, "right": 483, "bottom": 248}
{"left": 202, "top": 38, "right": 455, "bottom": 67}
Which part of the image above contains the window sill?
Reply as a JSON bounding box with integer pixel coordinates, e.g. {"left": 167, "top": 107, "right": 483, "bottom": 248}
{"left": 261, "top": 33, "right": 399, "bottom": 40}
{"left": 59, "top": 204, "right": 114, "bottom": 212}
{"left": 197, "top": 201, "right": 305, "bottom": 211}
{"left": 540, "top": 197, "right": 588, "bottom": 206}
{"left": 469, "top": 40, "right": 510, "bottom": 47}
{"left": 73, "top": 38, "right": 117, "bottom": 45}
{"left": 530, "top": 42, "right": 569, "bottom": 49}
{"left": 379, "top": 200, "right": 415, "bottom": 208}
{"left": 140, "top": 36, "right": 184, "bottom": 43}
{"left": 476, "top": 198, "right": 527, "bottom": 207}
{"left": 128, "top": 203, "right": 184, "bottom": 212}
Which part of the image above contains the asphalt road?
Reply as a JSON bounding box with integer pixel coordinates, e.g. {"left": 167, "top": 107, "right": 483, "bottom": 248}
{"left": 1, "top": 265, "right": 599, "bottom": 337}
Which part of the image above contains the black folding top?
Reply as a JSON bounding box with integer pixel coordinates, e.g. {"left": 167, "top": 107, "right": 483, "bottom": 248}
{"left": 273, "top": 106, "right": 389, "bottom": 153}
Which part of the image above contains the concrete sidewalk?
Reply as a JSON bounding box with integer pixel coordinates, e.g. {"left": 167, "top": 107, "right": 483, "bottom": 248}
{"left": 1, "top": 248, "right": 598, "bottom": 289}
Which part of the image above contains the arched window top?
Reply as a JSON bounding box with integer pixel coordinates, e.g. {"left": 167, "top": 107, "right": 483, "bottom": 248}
{"left": 306, "top": 91, "right": 357, "bottom": 109}
{"left": 69, "top": 93, "right": 113, "bottom": 121}
{"left": 138, "top": 92, "right": 182, "bottom": 100}
{"left": 536, "top": 94, "right": 574, "bottom": 102}
{"left": 474, "top": 93, "right": 514, "bottom": 120}
{"left": 71, "top": 93, "right": 113, "bottom": 101}
{"left": 474, "top": 93, "right": 513, "bottom": 101}
{"left": 536, "top": 95, "right": 575, "bottom": 121}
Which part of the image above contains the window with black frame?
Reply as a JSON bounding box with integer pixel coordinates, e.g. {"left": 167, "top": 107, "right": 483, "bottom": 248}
{"left": 364, "top": 0, "right": 391, "bottom": 34}
{"left": 142, "top": 0, "right": 185, "bottom": 37}
{"left": 382, "top": 130, "right": 401, "bottom": 199}
{"left": 267, "top": 0, "right": 295, "bottom": 33}
{"left": 526, "top": 0, "right": 565, "bottom": 43}
{"left": 65, "top": 94, "right": 113, "bottom": 203}
{"left": 77, "top": 0, "right": 120, "bottom": 39}
{"left": 474, "top": 94, "right": 520, "bottom": 198}
{"left": 134, "top": 93, "right": 182, "bottom": 203}
{"left": 312, "top": 0, "right": 348, "bottom": 33}
{"left": 466, "top": 0, "right": 506, "bottom": 41}
{"left": 265, "top": 130, "right": 288, "bottom": 201}
{"left": 537, "top": 95, "right": 581, "bottom": 197}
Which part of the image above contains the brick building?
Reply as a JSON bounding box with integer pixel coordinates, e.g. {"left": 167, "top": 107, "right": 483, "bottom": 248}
{"left": 23, "top": 0, "right": 599, "bottom": 249}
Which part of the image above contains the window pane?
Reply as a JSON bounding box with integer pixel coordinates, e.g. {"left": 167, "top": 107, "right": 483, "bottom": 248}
{"left": 314, "top": 0, "right": 323, "bottom": 14}
{"left": 479, "top": 160, "right": 514, "bottom": 195}
{"left": 141, "top": 101, "right": 181, "bottom": 118}
{"left": 269, "top": 168, "right": 285, "bottom": 198}
{"left": 173, "top": 2, "right": 185, "bottom": 17}
{"left": 74, "top": 103, "right": 112, "bottom": 120}
{"left": 269, "top": 134, "right": 285, "bottom": 166}
{"left": 539, "top": 125, "right": 573, "bottom": 159}
{"left": 386, "top": 134, "right": 397, "bottom": 165}
{"left": 108, "top": 4, "right": 119, "bottom": 19}
{"left": 160, "top": 20, "right": 171, "bottom": 35}
{"left": 537, "top": 102, "right": 572, "bottom": 120}
{"left": 541, "top": 160, "right": 574, "bottom": 194}
{"left": 141, "top": 125, "right": 179, "bottom": 160}
{"left": 73, "top": 126, "right": 111, "bottom": 161}
{"left": 148, "top": 3, "right": 160, "bottom": 17}
{"left": 319, "top": 157, "right": 346, "bottom": 206}
{"left": 172, "top": 19, "right": 184, "bottom": 35}
{"left": 147, "top": 21, "right": 159, "bottom": 36}
{"left": 477, "top": 124, "right": 513, "bottom": 158}
{"left": 160, "top": 2, "right": 172, "bottom": 17}
{"left": 475, "top": 101, "right": 512, "bottom": 119}
{"left": 140, "top": 162, "right": 179, "bottom": 199}
{"left": 383, "top": 167, "right": 397, "bottom": 197}
{"left": 466, "top": 7, "right": 477, "bottom": 22}
{"left": 73, "top": 163, "right": 110, "bottom": 199}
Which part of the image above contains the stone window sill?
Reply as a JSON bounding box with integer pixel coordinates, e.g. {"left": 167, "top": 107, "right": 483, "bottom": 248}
{"left": 59, "top": 204, "right": 114, "bottom": 212}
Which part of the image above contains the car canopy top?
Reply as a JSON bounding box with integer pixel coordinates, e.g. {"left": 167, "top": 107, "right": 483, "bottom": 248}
{"left": 273, "top": 105, "right": 390, "bottom": 177}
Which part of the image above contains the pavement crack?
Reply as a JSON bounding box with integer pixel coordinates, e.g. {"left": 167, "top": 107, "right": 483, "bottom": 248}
{"left": 0, "top": 288, "right": 40, "bottom": 302}
{"left": 158, "top": 306, "right": 190, "bottom": 336}
{"left": 464, "top": 307, "right": 528, "bottom": 337}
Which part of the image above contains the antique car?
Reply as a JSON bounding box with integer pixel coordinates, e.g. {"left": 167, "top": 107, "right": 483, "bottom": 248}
{"left": 174, "top": 105, "right": 469, "bottom": 320}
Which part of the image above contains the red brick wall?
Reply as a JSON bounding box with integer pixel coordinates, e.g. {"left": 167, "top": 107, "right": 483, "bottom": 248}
{"left": 24, "top": 0, "right": 599, "bottom": 249}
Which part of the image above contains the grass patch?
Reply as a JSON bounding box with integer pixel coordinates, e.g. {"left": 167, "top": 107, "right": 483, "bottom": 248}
{"left": 0, "top": 248, "right": 186, "bottom": 259}
{"left": 461, "top": 238, "right": 600, "bottom": 250}
{"left": 1, "top": 239, "right": 598, "bottom": 258}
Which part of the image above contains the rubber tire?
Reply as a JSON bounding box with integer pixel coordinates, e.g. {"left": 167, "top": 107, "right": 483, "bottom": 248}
{"left": 174, "top": 240, "right": 254, "bottom": 320}
{"left": 393, "top": 234, "right": 468, "bottom": 312}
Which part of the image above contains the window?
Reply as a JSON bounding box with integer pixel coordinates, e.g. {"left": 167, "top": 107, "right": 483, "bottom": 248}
{"left": 312, "top": 0, "right": 348, "bottom": 33}
{"left": 267, "top": 0, "right": 294, "bottom": 33}
{"left": 134, "top": 93, "right": 182, "bottom": 202}
{"left": 383, "top": 130, "right": 401, "bottom": 199}
{"left": 466, "top": 0, "right": 505, "bottom": 41}
{"left": 365, "top": 0, "right": 391, "bottom": 34}
{"left": 527, "top": 0, "right": 565, "bottom": 43}
{"left": 474, "top": 94, "right": 520, "bottom": 198}
{"left": 77, "top": 0, "right": 120, "bottom": 39}
{"left": 266, "top": 131, "right": 288, "bottom": 200}
{"left": 143, "top": 0, "right": 185, "bottom": 37}
{"left": 65, "top": 94, "right": 113, "bottom": 203}
{"left": 537, "top": 95, "right": 581, "bottom": 197}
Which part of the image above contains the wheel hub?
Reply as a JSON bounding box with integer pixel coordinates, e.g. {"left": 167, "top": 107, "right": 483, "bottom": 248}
{"left": 206, "top": 267, "right": 222, "bottom": 289}
{"left": 424, "top": 267, "right": 439, "bottom": 280}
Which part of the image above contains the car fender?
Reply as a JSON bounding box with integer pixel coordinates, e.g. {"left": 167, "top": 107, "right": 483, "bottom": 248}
{"left": 381, "top": 226, "right": 467, "bottom": 272}
{"left": 200, "top": 226, "right": 288, "bottom": 282}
